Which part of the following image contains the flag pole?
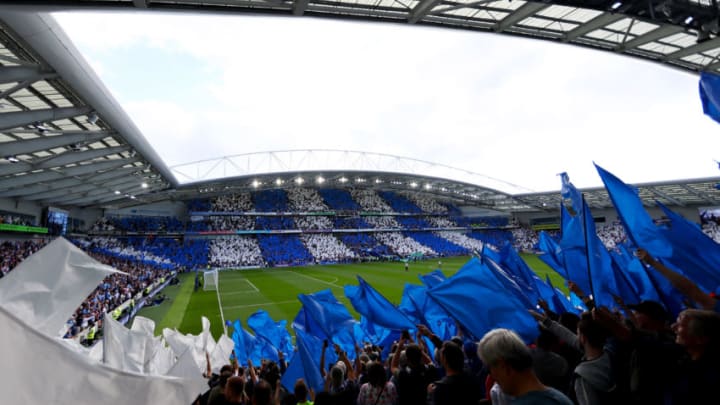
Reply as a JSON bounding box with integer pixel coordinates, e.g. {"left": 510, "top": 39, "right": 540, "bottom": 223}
{"left": 581, "top": 194, "right": 597, "bottom": 307}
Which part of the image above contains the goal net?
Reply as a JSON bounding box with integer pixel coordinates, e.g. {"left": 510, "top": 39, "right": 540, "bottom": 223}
{"left": 203, "top": 269, "right": 219, "bottom": 291}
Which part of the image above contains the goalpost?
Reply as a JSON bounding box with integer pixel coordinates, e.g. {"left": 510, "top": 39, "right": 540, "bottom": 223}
{"left": 203, "top": 269, "right": 219, "bottom": 292}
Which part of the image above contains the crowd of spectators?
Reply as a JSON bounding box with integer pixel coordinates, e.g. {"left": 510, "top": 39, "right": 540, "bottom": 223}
{"left": 374, "top": 232, "right": 436, "bottom": 257}
{"left": 0, "top": 212, "right": 37, "bottom": 227}
{"left": 426, "top": 217, "right": 457, "bottom": 228}
{"left": 512, "top": 227, "right": 539, "bottom": 252}
{"left": 702, "top": 221, "right": 720, "bottom": 243}
{"left": 210, "top": 237, "right": 265, "bottom": 268}
{"left": 213, "top": 193, "right": 253, "bottom": 212}
{"left": 319, "top": 189, "right": 362, "bottom": 211}
{"left": 350, "top": 189, "right": 394, "bottom": 213}
{"left": 378, "top": 191, "right": 424, "bottom": 214}
{"left": 596, "top": 221, "right": 627, "bottom": 250}
{"left": 300, "top": 234, "right": 356, "bottom": 263}
{"left": 395, "top": 216, "right": 432, "bottom": 230}
{"left": 0, "top": 238, "right": 48, "bottom": 277}
{"left": 402, "top": 191, "right": 449, "bottom": 214}
{"left": 257, "top": 235, "right": 314, "bottom": 267}
{"left": 404, "top": 231, "right": 468, "bottom": 257}
{"left": 339, "top": 233, "right": 393, "bottom": 259}
{"left": 435, "top": 231, "right": 484, "bottom": 253}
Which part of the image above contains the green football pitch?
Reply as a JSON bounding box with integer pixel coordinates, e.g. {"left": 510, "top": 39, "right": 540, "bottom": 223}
{"left": 137, "top": 254, "right": 561, "bottom": 339}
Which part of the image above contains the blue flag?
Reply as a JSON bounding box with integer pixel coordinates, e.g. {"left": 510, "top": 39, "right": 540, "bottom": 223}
{"left": 537, "top": 231, "right": 569, "bottom": 280}
{"left": 231, "top": 319, "right": 249, "bottom": 365}
{"left": 419, "top": 270, "right": 446, "bottom": 288}
{"left": 344, "top": 276, "right": 415, "bottom": 331}
{"left": 241, "top": 327, "right": 278, "bottom": 365}
{"left": 656, "top": 202, "right": 720, "bottom": 293}
{"left": 247, "top": 310, "right": 293, "bottom": 359}
{"left": 402, "top": 283, "right": 457, "bottom": 341}
{"left": 700, "top": 72, "right": 720, "bottom": 124}
{"left": 560, "top": 172, "right": 583, "bottom": 215}
{"left": 295, "top": 289, "right": 356, "bottom": 339}
{"left": 428, "top": 257, "right": 538, "bottom": 343}
{"left": 559, "top": 205, "right": 593, "bottom": 297}
{"left": 280, "top": 329, "right": 324, "bottom": 394}
{"left": 595, "top": 163, "right": 672, "bottom": 258}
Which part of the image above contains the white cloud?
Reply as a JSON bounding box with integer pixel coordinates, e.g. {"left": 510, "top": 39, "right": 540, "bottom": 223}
{"left": 54, "top": 11, "right": 720, "bottom": 193}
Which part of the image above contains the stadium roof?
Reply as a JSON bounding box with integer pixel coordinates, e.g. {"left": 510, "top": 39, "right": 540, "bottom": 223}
{"left": 2, "top": 4, "right": 720, "bottom": 213}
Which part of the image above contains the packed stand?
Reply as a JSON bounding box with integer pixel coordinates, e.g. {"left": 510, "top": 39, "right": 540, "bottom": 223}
{"left": 92, "top": 216, "right": 184, "bottom": 233}
{"left": 378, "top": 191, "right": 424, "bottom": 214}
{"left": 209, "top": 215, "right": 256, "bottom": 231}
{"left": 468, "top": 229, "right": 514, "bottom": 249}
{"left": 212, "top": 192, "right": 254, "bottom": 212}
{"left": 319, "top": 188, "right": 362, "bottom": 211}
{"left": 256, "top": 216, "right": 296, "bottom": 231}
{"left": 364, "top": 215, "right": 401, "bottom": 229}
{"left": 253, "top": 189, "right": 289, "bottom": 212}
{"left": 209, "top": 236, "right": 265, "bottom": 268}
{"left": 339, "top": 233, "right": 393, "bottom": 259}
{"left": 78, "top": 236, "right": 209, "bottom": 271}
{"left": 287, "top": 188, "right": 334, "bottom": 230}
{"left": 426, "top": 216, "right": 458, "bottom": 228}
{"left": 405, "top": 231, "right": 468, "bottom": 256}
{"left": 453, "top": 216, "right": 510, "bottom": 228}
{"left": 0, "top": 211, "right": 36, "bottom": 227}
{"left": 300, "top": 234, "right": 356, "bottom": 263}
{"left": 0, "top": 238, "right": 49, "bottom": 277}
{"left": 374, "top": 232, "right": 436, "bottom": 257}
{"left": 702, "top": 221, "right": 720, "bottom": 243}
{"left": 257, "top": 234, "right": 314, "bottom": 267}
{"left": 596, "top": 221, "right": 627, "bottom": 250}
{"left": 333, "top": 216, "right": 372, "bottom": 229}
{"left": 512, "top": 227, "right": 539, "bottom": 252}
{"left": 350, "top": 188, "right": 394, "bottom": 213}
{"left": 435, "top": 231, "right": 484, "bottom": 253}
{"left": 401, "top": 191, "right": 450, "bottom": 213}
{"left": 395, "top": 216, "right": 432, "bottom": 230}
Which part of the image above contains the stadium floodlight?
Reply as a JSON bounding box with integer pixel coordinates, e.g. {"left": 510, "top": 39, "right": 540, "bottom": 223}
{"left": 410, "top": 182, "right": 418, "bottom": 188}
{"left": 275, "top": 178, "right": 283, "bottom": 186}
{"left": 375, "top": 179, "right": 382, "bottom": 184}
{"left": 610, "top": 1, "right": 622, "bottom": 10}
{"left": 252, "top": 180, "right": 260, "bottom": 188}
{"left": 424, "top": 184, "right": 432, "bottom": 190}
{"left": 114, "top": 190, "right": 120, "bottom": 195}
{"left": 295, "top": 177, "right": 304, "bottom": 184}
{"left": 316, "top": 176, "right": 325, "bottom": 184}
{"left": 6, "top": 156, "right": 19, "bottom": 163}
{"left": 141, "top": 182, "right": 148, "bottom": 188}
{"left": 685, "top": 16, "right": 694, "bottom": 25}
{"left": 339, "top": 177, "right": 348, "bottom": 183}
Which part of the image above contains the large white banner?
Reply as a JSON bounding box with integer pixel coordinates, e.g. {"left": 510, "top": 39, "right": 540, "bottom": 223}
{"left": 0, "top": 237, "right": 121, "bottom": 336}
{"left": 0, "top": 306, "right": 205, "bottom": 404}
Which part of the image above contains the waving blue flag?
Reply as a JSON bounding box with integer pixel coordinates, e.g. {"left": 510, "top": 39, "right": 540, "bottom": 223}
{"left": 403, "top": 283, "right": 457, "bottom": 341}
{"left": 700, "top": 72, "right": 720, "bottom": 124}
{"left": 280, "top": 329, "right": 324, "bottom": 394}
{"left": 248, "top": 309, "right": 293, "bottom": 359}
{"left": 419, "top": 270, "right": 447, "bottom": 288}
{"left": 344, "top": 276, "right": 415, "bottom": 331}
{"left": 242, "top": 327, "right": 278, "bottom": 365}
{"left": 559, "top": 205, "right": 593, "bottom": 297}
{"left": 656, "top": 202, "right": 720, "bottom": 293}
{"left": 595, "top": 164, "right": 672, "bottom": 258}
{"left": 537, "top": 231, "right": 568, "bottom": 280}
{"left": 560, "top": 172, "right": 583, "bottom": 215}
{"left": 428, "top": 257, "right": 538, "bottom": 343}
{"left": 231, "top": 319, "right": 249, "bottom": 365}
{"left": 296, "top": 289, "right": 356, "bottom": 338}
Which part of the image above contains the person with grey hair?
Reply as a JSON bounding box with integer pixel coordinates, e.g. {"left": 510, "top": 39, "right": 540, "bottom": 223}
{"left": 477, "top": 329, "right": 572, "bottom": 405}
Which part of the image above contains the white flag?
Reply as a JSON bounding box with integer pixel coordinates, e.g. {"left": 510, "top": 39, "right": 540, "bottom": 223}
{"left": 0, "top": 237, "right": 121, "bottom": 336}
{"left": 0, "top": 306, "right": 204, "bottom": 404}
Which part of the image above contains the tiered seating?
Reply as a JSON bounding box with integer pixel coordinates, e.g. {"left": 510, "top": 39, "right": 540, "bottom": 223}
{"left": 467, "top": 230, "right": 514, "bottom": 249}
{"left": 210, "top": 236, "right": 265, "bottom": 267}
{"left": 209, "top": 216, "right": 255, "bottom": 231}
{"left": 405, "top": 231, "right": 468, "bottom": 256}
{"left": 374, "top": 232, "right": 435, "bottom": 257}
{"left": 91, "top": 216, "right": 184, "bottom": 233}
{"left": 426, "top": 217, "right": 457, "bottom": 228}
{"left": 378, "top": 191, "right": 423, "bottom": 213}
{"left": 436, "top": 231, "right": 484, "bottom": 252}
{"left": 301, "top": 234, "right": 355, "bottom": 263}
{"left": 333, "top": 216, "right": 371, "bottom": 229}
{"left": 0, "top": 239, "right": 48, "bottom": 277}
{"left": 257, "top": 234, "right": 313, "bottom": 267}
{"left": 401, "top": 192, "right": 449, "bottom": 213}
{"left": 213, "top": 193, "right": 253, "bottom": 211}
{"left": 319, "top": 189, "right": 362, "bottom": 210}
{"left": 287, "top": 188, "right": 333, "bottom": 230}
{"left": 339, "top": 233, "right": 392, "bottom": 258}
{"left": 252, "top": 189, "right": 288, "bottom": 212}
{"left": 395, "top": 216, "right": 432, "bottom": 230}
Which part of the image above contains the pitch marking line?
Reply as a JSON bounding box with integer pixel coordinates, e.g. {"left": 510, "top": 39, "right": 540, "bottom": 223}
{"left": 224, "top": 300, "right": 297, "bottom": 310}
{"left": 275, "top": 270, "right": 343, "bottom": 290}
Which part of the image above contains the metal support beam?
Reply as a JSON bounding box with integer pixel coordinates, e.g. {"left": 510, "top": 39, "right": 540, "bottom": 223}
{"left": 648, "top": 187, "right": 685, "bottom": 207}
{"left": 0, "top": 106, "right": 92, "bottom": 131}
{"left": 23, "top": 183, "right": 98, "bottom": 201}
{"left": 493, "top": 2, "right": 548, "bottom": 33}
{"left": 615, "top": 24, "right": 683, "bottom": 52}
{"left": 0, "top": 158, "right": 138, "bottom": 191}
{"left": 682, "top": 184, "right": 720, "bottom": 205}
{"left": 35, "top": 146, "right": 129, "bottom": 170}
{"left": 0, "top": 166, "right": 139, "bottom": 198}
{"left": 563, "top": 13, "right": 625, "bottom": 42}
{"left": 0, "top": 65, "right": 55, "bottom": 84}
{"left": 664, "top": 36, "right": 720, "bottom": 61}
{"left": 0, "top": 131, "right": 110, "bottom": 156}
{"left": 409, "top": 0, "right": 442, "bottom": 24}
{"left": 293, "top": 0, "right": 310, "bottom": 16}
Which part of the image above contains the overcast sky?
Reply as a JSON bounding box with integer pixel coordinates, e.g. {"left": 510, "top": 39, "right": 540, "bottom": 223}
{"left": 55, "top": 11, "right": 720, "bottom": 193}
